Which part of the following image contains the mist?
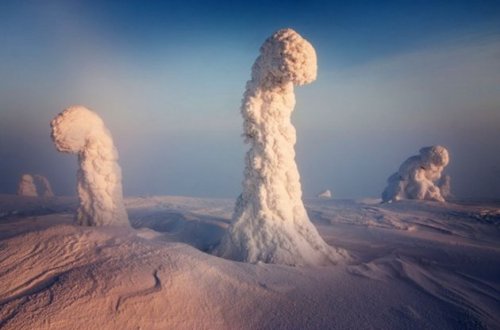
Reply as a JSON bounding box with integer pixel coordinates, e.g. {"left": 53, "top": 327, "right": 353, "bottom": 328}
{"left": 1, "top": 2, "right": 499, "bottom": 200}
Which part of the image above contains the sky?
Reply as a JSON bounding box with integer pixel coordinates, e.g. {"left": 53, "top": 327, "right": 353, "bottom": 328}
{"left": 1, "top": 0, "right": 500, "bottom": 200}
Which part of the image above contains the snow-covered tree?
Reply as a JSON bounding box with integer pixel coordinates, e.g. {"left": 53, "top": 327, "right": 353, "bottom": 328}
{"left": 51, "top": 106, "right": 129, "bottom": 226}
{"left": 17, "top": 174, "right": 37, "bottom": 197}
{"left": 34, "top": 174, "right": 54, "bottom": 197}
{"left": 217, "top": 29, "right": 343, "bottom": 266}
{"left": 382, "top": 146, "right": 450, "bottom": 203}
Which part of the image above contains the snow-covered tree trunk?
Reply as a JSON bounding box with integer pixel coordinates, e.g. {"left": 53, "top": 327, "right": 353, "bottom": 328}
{"left": 51, "top": 106, "right": 129, "bottom": 226}
{"left": 217, "top": 29, "right": 343, "bottom": 266}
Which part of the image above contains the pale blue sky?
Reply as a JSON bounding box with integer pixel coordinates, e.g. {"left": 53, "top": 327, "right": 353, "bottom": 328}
{"left": 1, "top": 0, "right": 499, "bottom": 199}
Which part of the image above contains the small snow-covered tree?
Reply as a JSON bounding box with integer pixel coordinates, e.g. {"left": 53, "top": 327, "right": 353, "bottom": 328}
{"left": 17, "top": 174, "right": 37, "bottom": 197}
{"left": 382, "top": 145, "right": 450, "bottom": 203}
{"left": 34, "top": 174, "right": 54, "bottom": 197}
{"left": 51, "top": 106, "right": 129, "bottom": 226}
{"left": 217, "top": 29, "right": 343, "bottom": 266}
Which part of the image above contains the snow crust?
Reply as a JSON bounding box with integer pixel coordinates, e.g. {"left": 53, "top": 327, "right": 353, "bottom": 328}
{"left": 382, "top": 146, "right": 450, "bottom": 203}
{"left": 16, "top": 174, "right": 37, "bottom": 197}
{"left": 50, "top": 106, "right": 128, "bottom": 226}
{"left": 216, "top": 29, "right": 342, "bottom": 266}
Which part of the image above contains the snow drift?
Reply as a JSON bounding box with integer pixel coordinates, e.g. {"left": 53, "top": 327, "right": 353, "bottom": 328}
{"left": 382, "top": 146, "right": 450, "bottom": 203}
{"left": 217, "top": 29, "right": 343, "bottom": 266}
{"left": 17, "top": 174, "right": 37, "bottom": 197}
{"left": 50, "top": 106, "right": 129, "bottom": 226}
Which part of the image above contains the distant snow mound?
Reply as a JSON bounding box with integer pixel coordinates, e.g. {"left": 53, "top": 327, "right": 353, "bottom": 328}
{"left": 216, "top": 29, "right": 343, "bottom": 266}
{"left": 317, "top": 190, "right": 332, "bottom": 199}
{"left": 51, "top": 105, "right": 129, "bottom": 226}
{"left": 17, "top": 174, "right": 37, "bottom": 197}
{"left": 316, "top": 189, "right": 332, "bottom": 199}
{"left": 382, "top": 145, "right": 450, "bottom": 203}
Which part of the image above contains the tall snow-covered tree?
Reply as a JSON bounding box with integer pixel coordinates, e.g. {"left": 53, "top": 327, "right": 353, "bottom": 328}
{"left": 217, "top": 29, "right": 344, "bottom": 266}
{"left": 51, "top": 106, "right": 129, "bottom": 226}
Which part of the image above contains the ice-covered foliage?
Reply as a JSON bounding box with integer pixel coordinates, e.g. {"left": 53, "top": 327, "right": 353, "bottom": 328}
{"left": 382, "top": 146, "right": 450, "bottom": 203}
{"left": 17, "top": 174, "right": 37, "bottom": 197}
{"left": 51, "top": 106, "right": 129, "bottom": 226}
{"left": 217, "top": 29, "right": 343, "bottom": 266}
{"left": 317, "top": 190, "right": 332, "bottom": 199}
{"left": 34, "top": 174, "right": 54, "bottom": 197}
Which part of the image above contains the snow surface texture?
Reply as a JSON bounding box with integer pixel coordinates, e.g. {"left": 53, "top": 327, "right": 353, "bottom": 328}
{"left": 217, "top": 29, "right": 343, "bottom": 266}
{"left": 16, "top": 174, "right": 37, "bottom": 197}
{"left": 0, "top": 195, "right": 499, "bottom": 329}
{"left": 50, "top": 106, "right": 129, "bottom": 226}
{"left": 317, "top": 189, "right": 332, "bottom": 199}
{"left": 382, "top": 146, "right": 450, "bottom": 203}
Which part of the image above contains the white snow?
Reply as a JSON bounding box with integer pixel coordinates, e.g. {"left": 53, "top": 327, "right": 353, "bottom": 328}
{"left": 50, "top": 106, "right": 129, "bottom": 226}
{"left": 0, "top": 194, "right": 499, "bottom": 329}
{"left": 16, "top": 174, "right": 37, "bottom": 197}
{"left": 216, "top": 29, "right": 343, "bottom": 266}
{"left": 382, "top": 146, "right": 450, "bottom": 203}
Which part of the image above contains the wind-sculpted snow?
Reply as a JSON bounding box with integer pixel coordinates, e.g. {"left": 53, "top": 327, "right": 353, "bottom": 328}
{"left": 17, "top": 174, "right": 37, "bottom": 197}
{"left": 382, "top": 146, "right": 450, "bottom": 203}
{"left": 51, "top": 106, "right": 128, "bottom": 226}
{"left": 1, "top": 195, "right": 499, "bottom": 329}
{"left": 217, "top": 29, "right": 343, "bottom": 266}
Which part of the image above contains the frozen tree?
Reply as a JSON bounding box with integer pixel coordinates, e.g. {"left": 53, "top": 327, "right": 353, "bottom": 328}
{"left": 382, "top": 146, "right": 450, "bottom": 203}
{"left": 17, "top": 174, "right": 38, "bottom": 197}
{"left": 317, "top": 190, "right": 332, "bottom": 199}
{"left": 34, "top": 174, "right": 54, "bottom": 197}
{"left": 51, "top": 106, "right": 129, "bottom": 226}
{"left": 217, "top": 29, "right": 343, "bottom": 266}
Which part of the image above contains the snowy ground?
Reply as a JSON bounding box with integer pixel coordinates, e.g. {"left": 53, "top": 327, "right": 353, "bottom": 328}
{"left": 0, "top": 194, "right": 499, "bottom": 329}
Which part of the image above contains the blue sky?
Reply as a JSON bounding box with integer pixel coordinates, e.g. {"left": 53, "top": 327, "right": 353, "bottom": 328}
{"left": 1, "top": 0, "right": 500, "bottom": 199}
